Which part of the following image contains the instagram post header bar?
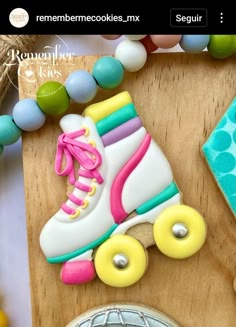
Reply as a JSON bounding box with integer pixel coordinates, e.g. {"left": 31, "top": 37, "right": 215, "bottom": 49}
{"left": 0, "top": 6, "right": 235, "bottom": 34}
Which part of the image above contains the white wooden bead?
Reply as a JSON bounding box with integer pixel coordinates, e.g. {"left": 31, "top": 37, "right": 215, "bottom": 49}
{"left": 115, "top": 40, "right": 147, "bottom": 72}
{"left": 125, "top": 35, "right": 147, "bottom": 41}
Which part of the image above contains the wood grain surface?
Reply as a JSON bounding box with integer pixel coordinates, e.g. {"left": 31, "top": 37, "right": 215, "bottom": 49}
{"left": 20, "top": 54, "right": 236, "bottom": 327}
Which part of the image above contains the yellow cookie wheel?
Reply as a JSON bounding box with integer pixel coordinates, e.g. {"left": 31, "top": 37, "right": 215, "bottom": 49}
{"left": 153, "top": 205, "right": 207, "bottom": 259}
{"left": 94, "top": 235, "right": 148, "bottom": 287}
{"left": 0, "top": 310, "right": 8, "bottom": 327}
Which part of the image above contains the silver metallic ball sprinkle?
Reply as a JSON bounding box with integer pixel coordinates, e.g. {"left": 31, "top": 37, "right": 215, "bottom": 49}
{"left": 113, "top": 253, "right": 129, "bottom": 269}
{"left": 172, "top": 223, "right": 189, "bottom": 238}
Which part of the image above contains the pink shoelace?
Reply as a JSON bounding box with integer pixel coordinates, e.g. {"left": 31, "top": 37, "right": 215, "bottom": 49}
{"left": 55, "top": 129, "right": 104, "bottom": 215}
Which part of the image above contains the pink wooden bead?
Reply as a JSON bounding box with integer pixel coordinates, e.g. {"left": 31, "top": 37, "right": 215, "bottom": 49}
{"left": 101, "top": 35, "right": 121, "bottom": 40}
{"left": 150, "top": 35, "right": 182, "bottom": 49}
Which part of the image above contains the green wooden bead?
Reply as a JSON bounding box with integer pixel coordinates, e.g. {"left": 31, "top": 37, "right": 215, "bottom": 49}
{"left": 0, "top": 145, "right": 4, "bottom": 156}
{"left": 92, "top": 56, "right": 124, "bottom": 89}
{"left": 232, "top": 35, "right": 236, "bottom": 52}
{"left": 36, "top": 81, "right": 70, "bottom": 115}
{"left": 208, "top": 35, "right": 235, "bottom": 59}
{"left": 0, "top": 115, "right": 22, "bottom": 145}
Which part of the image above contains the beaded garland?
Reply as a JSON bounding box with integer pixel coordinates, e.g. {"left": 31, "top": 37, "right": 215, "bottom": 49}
{"left": 0, "top": 34, "right": 236, "bottom": 156}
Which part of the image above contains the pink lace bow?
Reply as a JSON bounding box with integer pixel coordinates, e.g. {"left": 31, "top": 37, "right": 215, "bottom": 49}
{"left": 55, "top": 129, "right": 103, "bottom": 185}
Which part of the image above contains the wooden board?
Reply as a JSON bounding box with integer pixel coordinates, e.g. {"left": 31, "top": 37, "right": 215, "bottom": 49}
{"left": 20, "top": 53, "right": 236, "bottom": 327}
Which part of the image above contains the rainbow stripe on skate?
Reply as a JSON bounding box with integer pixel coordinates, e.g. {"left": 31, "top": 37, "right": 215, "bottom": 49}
{"left": 84, "top": 91, "right": 142, "bottom": 147}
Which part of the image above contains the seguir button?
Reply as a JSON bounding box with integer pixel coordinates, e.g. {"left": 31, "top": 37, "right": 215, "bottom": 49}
{"left": 170, "top": 8, "right": 207, "bottom": 27}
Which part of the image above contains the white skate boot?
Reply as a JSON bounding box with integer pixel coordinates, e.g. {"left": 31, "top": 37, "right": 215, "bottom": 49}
{"left": 40, "top": 91, "right": 207, "bottom": 287}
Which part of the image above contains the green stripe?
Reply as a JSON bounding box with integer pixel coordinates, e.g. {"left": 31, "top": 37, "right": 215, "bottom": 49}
{"left": 136, "top": 182, "right": 179, "bottom": 215}
{"left": 96, "top": 103, "right": 138, "bottom": 136}
{"left": 47, "top": 224, "right": 118, "bottom": 264}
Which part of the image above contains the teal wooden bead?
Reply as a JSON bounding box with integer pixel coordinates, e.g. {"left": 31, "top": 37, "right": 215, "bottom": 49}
{"left": 13, "top": 99, "right": 46, "bottom": 131}
{"left": 0, "top": 145, "right": 3, "bottom": 156}
{"left": 208, "top": 35, "right": 235, "bottom": 59}
{"left": 0, "top": 115, "right": 22, "bottom": 145}
{"left": 36, "top": 81, "right": 70, "bottom": 115}
{"left": 92, "top": 56, "right": 124, "bottom": 89}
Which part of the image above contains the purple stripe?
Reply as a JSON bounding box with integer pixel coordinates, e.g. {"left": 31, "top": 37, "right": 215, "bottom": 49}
{"left": 101, "top": 117, "right": 142, "bottom": 146}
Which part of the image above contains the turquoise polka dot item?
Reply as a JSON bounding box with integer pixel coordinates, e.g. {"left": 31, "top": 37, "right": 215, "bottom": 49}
{"left": 202, "top": 97, "right": 236, "bottom": 216}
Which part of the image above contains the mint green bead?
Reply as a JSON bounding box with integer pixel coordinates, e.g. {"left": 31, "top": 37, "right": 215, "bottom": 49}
{"left": 36, "top": 81, "right": 70, "bottom": 115}
{"left": 0, "top": 145, "right": 4, "bottom": 156}
{"left": 92, "top": 56, "right": 124, "bottom": 89}
{"left": 208, "top": 35, "right": 235, "bottom": 59}
{"left": 0, "top": 115, "right": 22, "bottom": 145}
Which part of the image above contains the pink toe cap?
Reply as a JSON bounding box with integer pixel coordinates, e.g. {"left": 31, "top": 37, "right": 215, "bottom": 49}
{"left": 61, "top": 260, "right": 96, "bottom": 285}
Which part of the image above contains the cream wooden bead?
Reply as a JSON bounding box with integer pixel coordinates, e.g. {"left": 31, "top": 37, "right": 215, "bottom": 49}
{"left": 115, "top": 40, "right": 147, "bottom": 72}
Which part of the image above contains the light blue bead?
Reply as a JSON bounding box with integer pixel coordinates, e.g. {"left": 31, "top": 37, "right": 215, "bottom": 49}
{"left": 0, "top": 145, "right": 3, "bottom": 156}
{"left": 180, "top": 35, "right": 210, "bottom": 53}
{"left": 65, "top": 70, "right": 97, "bottom": 103}
{"left": 0, "top": 115, "right": 22, "bottom": 145}
{"left": 92, "top": 56, "right": 124, "bottom": 89}
{"left": 13, "top": 99, "right": 46, "bottom": 131}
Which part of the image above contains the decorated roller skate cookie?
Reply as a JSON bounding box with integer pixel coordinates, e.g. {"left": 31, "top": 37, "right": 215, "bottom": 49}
{"left": 40, "top": 91, "right": 207, "bottom": 287}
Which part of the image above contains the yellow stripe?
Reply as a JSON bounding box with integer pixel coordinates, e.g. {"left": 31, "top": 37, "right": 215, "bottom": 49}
{"left": 84, "top": 91, "right": 132, "bottom": 122}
